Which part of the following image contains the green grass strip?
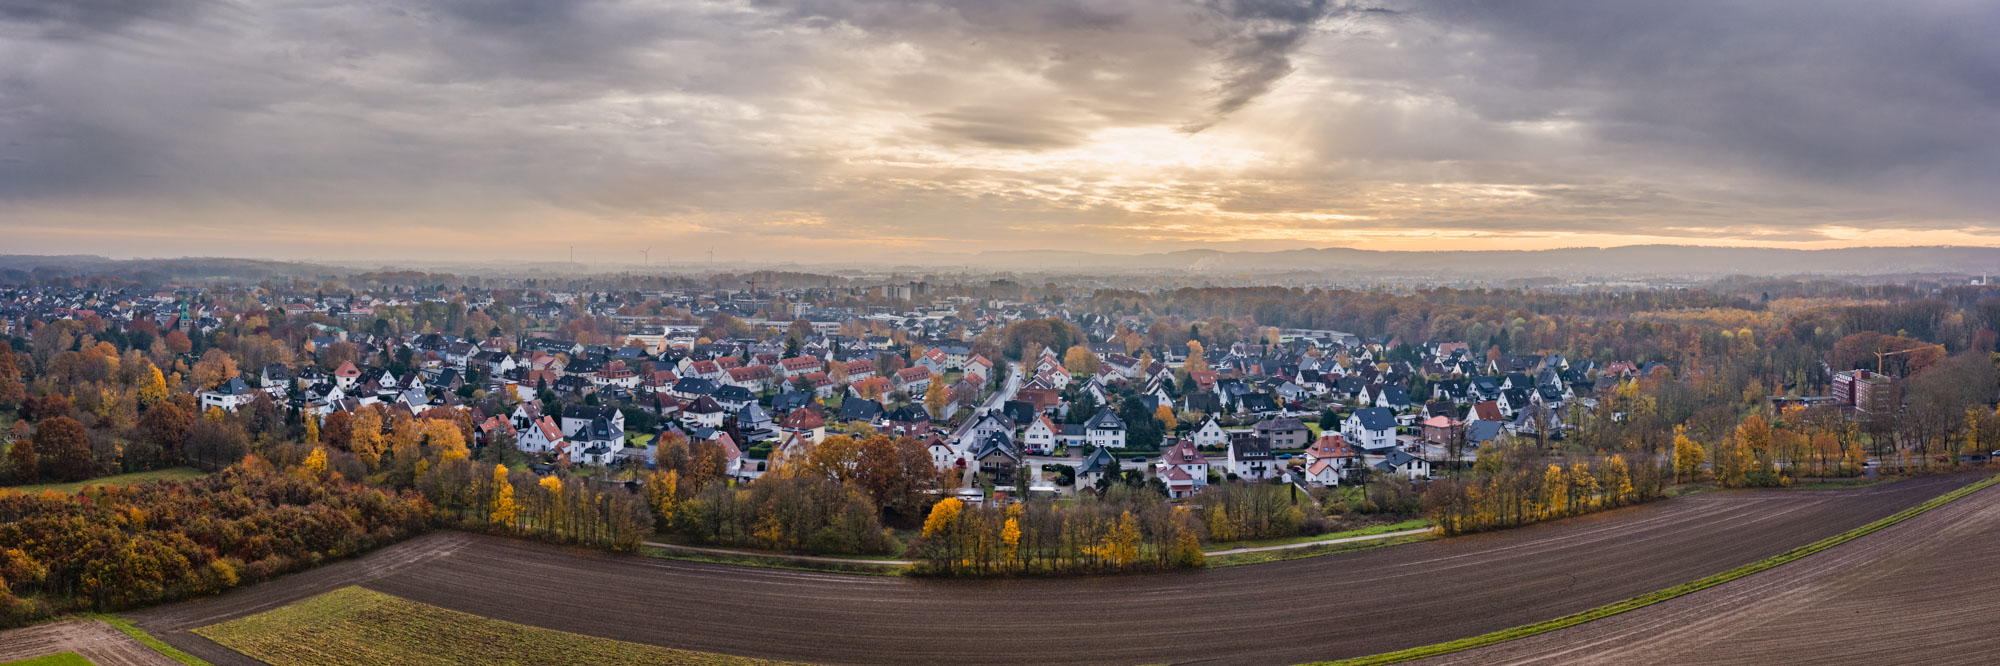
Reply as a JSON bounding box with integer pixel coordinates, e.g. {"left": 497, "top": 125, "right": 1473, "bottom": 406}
{"left": 1, "top": 652, "right": 96, "bottom": 666}
{"left": 91, "top": 615, "right": 211, "bottom": 666}
{"left": 1319, "top": 472, "right": 2000, "bottom": 665}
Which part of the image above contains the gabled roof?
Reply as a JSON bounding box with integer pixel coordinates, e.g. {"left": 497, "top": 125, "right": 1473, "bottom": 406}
{"left": 781, "top": 407, "right": 825, "bottom": 430}
{"left": 1348, "top": 407, "right": 1397, "bottom": 431}
{"left": 1084, "top": 406, "right": 1125, "bottom": 431}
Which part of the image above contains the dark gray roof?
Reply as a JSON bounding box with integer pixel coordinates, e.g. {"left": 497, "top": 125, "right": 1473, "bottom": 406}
{"left": 1350, "top": 407, "right": 1396, "bottom": 431}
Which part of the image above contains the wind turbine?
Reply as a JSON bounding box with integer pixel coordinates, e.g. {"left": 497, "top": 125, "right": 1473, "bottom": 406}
{"left": 641, "top": 247, "right": 651, "bottom": 266}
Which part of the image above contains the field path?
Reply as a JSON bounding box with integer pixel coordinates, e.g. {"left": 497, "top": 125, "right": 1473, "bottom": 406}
{"left": 0, "top": 619, "right": 180, "bottom": 666}
{"left": 121, "top": 473, "right": 1979, "bottom": 666}
{"left": 1421, "top": 474, "right": 2000, "bottom": 665}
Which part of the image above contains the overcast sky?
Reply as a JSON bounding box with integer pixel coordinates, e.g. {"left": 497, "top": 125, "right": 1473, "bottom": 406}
{"left": 3, "top": 0, "right": 1997, "bottom": 263}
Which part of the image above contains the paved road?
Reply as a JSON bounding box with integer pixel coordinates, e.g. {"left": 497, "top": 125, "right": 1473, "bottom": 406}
{"left": 126, "top": 474, "right": 1979, "bottom": 666}
{"left": 1423, "top": 475, "right": 2000, "bottom": 665}
{"left": 950, "top": 362, "right": 1021, "bottom": 444}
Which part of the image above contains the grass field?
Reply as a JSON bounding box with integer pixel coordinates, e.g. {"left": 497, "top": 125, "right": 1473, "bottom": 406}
{"left": 0, "top": 653, "right": 94, "bottom": 666}
{"left": 6, "top": 468, "right": 205, "bottom": 495}
{"left": 194, "top": 587, "right": 789, "bottom": 666}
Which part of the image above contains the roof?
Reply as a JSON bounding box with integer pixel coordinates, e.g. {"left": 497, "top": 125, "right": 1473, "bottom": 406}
{"left": 1255, "top": 416, "right": 1306, "bottom": 432}
{"left": 1349, "top": 407, "right": 1397, "bottom": 431}
{"left": 781, "top": 407, "right": 825, "bottom": 430}
{"left": 1161, "top": 440, "right": 1207, "bottom": 466}
{"left": 1084, "top": 407, "right": 1125, "bottom": 431}
{"left": 1078, "top": 447, "right": 1117, "bottom": 474}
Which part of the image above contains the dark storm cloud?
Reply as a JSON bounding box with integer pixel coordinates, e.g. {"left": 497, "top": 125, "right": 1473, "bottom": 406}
{"left": 1, "top": 0, "right": 1998, "bottom": 257}
{"left": 0, "top": 0, "right": 208, "bottom": 38}
{"left": 1369, "top": 0, "right": 2000, "bottom": 209}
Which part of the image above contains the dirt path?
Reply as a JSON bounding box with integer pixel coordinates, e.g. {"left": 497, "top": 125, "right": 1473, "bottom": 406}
{"left": 1421, "top": 475, "right": 2000, "bottom": 665}
{"left": 0, "top": 619, "right": 180, "bottom": 666}
{"left": 119, "top": 473, "right": 1978, "bottom": 666}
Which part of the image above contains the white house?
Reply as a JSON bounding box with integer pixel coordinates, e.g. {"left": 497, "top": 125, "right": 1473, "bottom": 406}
{"left": 1342, "top": 407, "right": 1398, "bottom": 452}
{"left": 1190, "top": 416, "right": 1227, "bottom": 448}
{"left": 1023, "top": 414, "right": 1059, "bottom": 455}
{"left": 1225, "top": 435, "right": 1278, "bottom": 480}
{"left": 1084, "top": 407, "right": 1127, "bottom": 449}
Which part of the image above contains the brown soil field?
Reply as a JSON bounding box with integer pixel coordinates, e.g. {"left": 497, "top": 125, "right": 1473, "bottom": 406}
{"left": 1421, "top": 474, "right": 2000, "bottom": 666}
{"left": 121, "top": 473, "right": 1978, "bottom": 666}
{"left": 0, "top": 619, "right": 180, "bottom": 666}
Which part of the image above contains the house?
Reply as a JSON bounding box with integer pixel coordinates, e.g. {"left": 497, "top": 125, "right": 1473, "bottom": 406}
{"left": 517, "top": 415, "right": 566, "bottom": 455}
{"left": 1076, "top": 447, "right": 1118, "bottom": 489}
{"left": 200, "top": 377, "right": 261, "bottom": 412}
{"left": 1252, "top": 416, "right": 1310, "bottom": 449}
{"left": 1023, "top": 414, "right": 1060, "bottom": 455}
{"left": 973, "top": 432, "right": 1021, "bottom": 485}
{"left": 1190, "top": 416, "right": 1226, "bottom": 448}
{"left": 894, "top": 367, "right": 933, "bottom": 396}
{"left": 926, "top": 435, "right": 960, "bottom": 471}
{"left": 1224, "top": 433, "right": 1277, "bottom": 480}
{"left": 961, "top": 411, "right": 1016, "bottom": 449}
{"left": 1342, "top": 407, "right": 1398, "bottom": 452}
{"left": 1083, "top": 407, "right": 1127, "bottom": 449}
{"left": 1421, "top": 415, "right": 1465, "bottom": 446}
{"left": 681, "top": 395, "right": 727, "bottom": 428}
{"left": 838, "top": 398, "right": 884, "bottom": 426}
{"left": 1468, "top": 400, "right": 1504, "bottom": 425}
{"left": 1373, "top": 448, "right": 1431, "bottom": 479}
{"left": 778, "top": 407, "right": 826, "bottom": 445}
{"left": 883, "top": 404, "right": 931, "bottom": 437}
{"left": 1302, "top": 434, "right": 1361, "bottom": 486}
{"left": 1155, "top": 440, "right": 1210, "bottom": 498}
{"left": 560, "top": 405, "right": 626, "bottom": 466}
{"left": 333, "top": 361, "right": 361, "bottom": 390}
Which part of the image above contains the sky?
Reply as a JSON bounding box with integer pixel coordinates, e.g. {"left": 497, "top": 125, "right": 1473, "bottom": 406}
{"left": 2, "top": 0, "right": 1998, "bottom": 264}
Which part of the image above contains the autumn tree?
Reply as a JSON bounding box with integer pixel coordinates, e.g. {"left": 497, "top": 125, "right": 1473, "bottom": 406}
{"left": 350, "top": 407, "right": 386, "bottom": 470}
{"left": 134, "top": 361, "right": 168, "bottom": 408}
{"left": 7, "top": 426, "right": 36, "bottom": 483}
{"left": 1063, "top": 346, "right": 1100, "bottom": 376}
{"left": 189, "top": 349, "right": 238, "bottom": 391}
{"left": 1154, "top": 405, "right": 1178, "bottom": 431}
{"left": 1672, "top": 426, "right": 1706, "bottom": 483}
{"left": 924, "top": 379, "right": 949, "bottom": 417}
{"left": 34, "top": 417, "right": 94, "bottom": 482}
{"left": 1183, "top": 340, "right": 1207, "bottom": 373}
{"left": 490, "top": 464, "right": 517, "bottom": 528}
{"left": 138, "top": 402, "right": 192, "bottom": 464}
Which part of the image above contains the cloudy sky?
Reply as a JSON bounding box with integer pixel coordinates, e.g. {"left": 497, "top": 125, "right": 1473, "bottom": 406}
{"left": 2, "top": 0, "right": 1997, "bottom": 263}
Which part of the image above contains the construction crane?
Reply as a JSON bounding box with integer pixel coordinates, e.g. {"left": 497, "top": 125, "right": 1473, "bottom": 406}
{"left": 1875, "top": 343, "right": 1945, "bottom": 374}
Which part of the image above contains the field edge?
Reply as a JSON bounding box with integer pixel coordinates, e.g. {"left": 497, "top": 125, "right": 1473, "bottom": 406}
{"left": 1316, "top": 471, "right": 2000, "bottom": 666}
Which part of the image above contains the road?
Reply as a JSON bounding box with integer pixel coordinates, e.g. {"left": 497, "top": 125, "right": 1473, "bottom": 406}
{"left": 1422, "top": 475, "right": 2000, "bottom": 665}
{"left": 124, "top": 473, "right": 1980, "bottom": 666}
{"left": 950, "top": 361, "right": 1021, "bottom": 444}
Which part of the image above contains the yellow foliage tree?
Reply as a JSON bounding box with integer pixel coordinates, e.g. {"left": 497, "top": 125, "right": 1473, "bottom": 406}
{"left": 303, "top": 414, "right": 319, "bottom": 445}
{"left": 921, "top": 497, "right": 963, "bottom": 538}
{"left": 303, "top": 446, "right": 328, "bottom": 478}
{"left": 1183, "top": 340, "right": 1207, "bottom": 373}
{"left": 1154, "top": 405, "right": 1177, "bottom": 431}
{"left": 1063, "top": 346, "right": 1100, "bottom": 376}
{"left": 1540, "top": 464, "right": 1568, "bottom": 518}
{"left": 1672, "top": 426, "right": 1705, "bottom": 483}
{"left": 490, "top": 465, "right": 516, "bottom": 527}
{"left": 924, "top": 379, "right": 948, "bottom": 417}
{"left": 135, "top": 362, "right": 168, "bottom": 407}
{"left": 1103, "top": 511, "right": 1140, "bottom": 567}
{"left": 350, "top": 408, "right": 385, "bottom": 470}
